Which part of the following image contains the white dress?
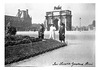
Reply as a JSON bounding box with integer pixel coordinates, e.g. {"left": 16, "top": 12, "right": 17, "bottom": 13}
{"left": 49, "top": 26, "right": 56, "bottom": 39}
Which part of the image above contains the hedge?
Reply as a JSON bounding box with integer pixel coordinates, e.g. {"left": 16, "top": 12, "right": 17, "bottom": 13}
{"left": 5, "top": 39, "right": 67, "bottom": 65}
{"left": 5, "top": 35, "right": 42, "bottom": 47}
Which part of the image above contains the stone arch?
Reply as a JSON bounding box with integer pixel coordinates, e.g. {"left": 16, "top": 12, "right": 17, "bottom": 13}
{"left": 53, "top": 18, "right": 59, "bottom": 30}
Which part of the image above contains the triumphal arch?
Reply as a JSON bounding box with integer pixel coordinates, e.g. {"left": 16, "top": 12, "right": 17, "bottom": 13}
{"left": 45, "top": 5, "right": 72, "bottom": 31}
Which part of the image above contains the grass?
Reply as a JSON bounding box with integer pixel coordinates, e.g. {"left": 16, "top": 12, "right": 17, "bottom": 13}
{"left": 5, "top": 39, "right": 67, "bottom": 65}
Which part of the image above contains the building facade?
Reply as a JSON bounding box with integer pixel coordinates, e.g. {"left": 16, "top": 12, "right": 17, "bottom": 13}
{"left": 45, "top": 6, "right": 72, "bottom": 31}
{"left": 5, "top": 9, "right": 32, "bottom": 31}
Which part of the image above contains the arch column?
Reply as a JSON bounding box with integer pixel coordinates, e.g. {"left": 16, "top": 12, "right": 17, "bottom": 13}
{"left": 51, "top": 12, "right": 54, "bottom": 24}
{"left": 58, "top": 19, "right": 60, "bottom": 31}
{"left": 45, "top": 18, "right": 47, "bottom": 31}
{"left": 65, "top": 17, "right": 67, "bottom": 32}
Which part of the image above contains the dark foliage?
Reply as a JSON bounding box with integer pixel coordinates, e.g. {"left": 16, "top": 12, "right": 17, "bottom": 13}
{"left": 7, "top": 27, "right": 17, "bottom": 35}
{"left": 5, "top": 35, "right": 42, "bottom": 47}
{"left": 5, "top": 39, "right": 67, "bottom": 65}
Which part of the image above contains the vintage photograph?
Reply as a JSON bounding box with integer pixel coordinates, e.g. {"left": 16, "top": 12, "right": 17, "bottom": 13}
{"left": 5, "top": 3, "right": 95, "bottom": 67}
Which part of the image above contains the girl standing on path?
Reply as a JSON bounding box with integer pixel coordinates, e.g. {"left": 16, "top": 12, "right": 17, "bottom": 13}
{"left": 49, "top": 24, "right": 56, "bottom": 40}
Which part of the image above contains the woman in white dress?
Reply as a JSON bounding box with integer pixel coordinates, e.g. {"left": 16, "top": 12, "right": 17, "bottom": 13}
{"left": 49, "top": 24, "right": 56, "bottom": 39}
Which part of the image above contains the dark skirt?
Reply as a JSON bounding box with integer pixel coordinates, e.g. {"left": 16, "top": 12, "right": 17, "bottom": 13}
{"left": 38, "top": 32, "right": 44, "bottom": 39}
{"left": 59, "top": 34, "right": 65, "bottom": 41}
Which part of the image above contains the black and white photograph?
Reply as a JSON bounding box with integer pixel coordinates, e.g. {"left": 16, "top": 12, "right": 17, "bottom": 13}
{"left": 4, "top": 3, "right": 95, "bottom": 67}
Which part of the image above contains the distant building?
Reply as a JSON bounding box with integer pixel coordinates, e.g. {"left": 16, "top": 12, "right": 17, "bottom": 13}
{"left": 72, "top": 26, "right": 76, "bottom": 31}
{"left": 92, "top": 20, "right": 95, "bottom": 27}
{"left": 5, "top": 9, "right": 32, "bottom": 31}
{"left": 88, "top": 20, "right": 95, "bottom": 30}
{"left": 28, "top": 24, "right": 41, "bottom": 31}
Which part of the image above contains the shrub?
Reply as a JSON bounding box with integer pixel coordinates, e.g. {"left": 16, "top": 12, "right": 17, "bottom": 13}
{"left": 7, "top": 27, "right": 17, "bottom": 35}
{"left": 5, "top": 35, "right": 42, "bottom": 47}
{"left": 19, "top": 39, "right": 31, "bottom": 44}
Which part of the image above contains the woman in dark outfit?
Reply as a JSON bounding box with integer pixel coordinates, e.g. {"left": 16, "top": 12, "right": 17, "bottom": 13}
{"left": 59, "top": 23, "right": 65, "bottom": 43}
{"left": 38, "top": 24, "right": 45, "bottom": 39}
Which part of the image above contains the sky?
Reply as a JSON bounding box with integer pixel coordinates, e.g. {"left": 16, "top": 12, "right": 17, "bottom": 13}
{"left": 5, "top": 3, "right": 95, "bottom": 26}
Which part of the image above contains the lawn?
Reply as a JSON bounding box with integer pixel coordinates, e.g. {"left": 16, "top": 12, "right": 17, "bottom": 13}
{"left": 5, "top": 36, "right": 67, "bottom": 65}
